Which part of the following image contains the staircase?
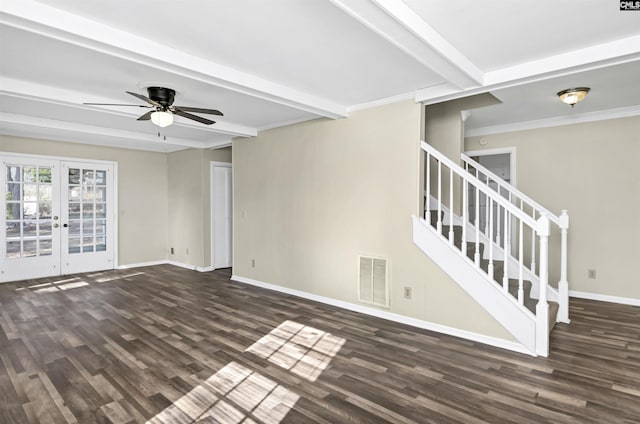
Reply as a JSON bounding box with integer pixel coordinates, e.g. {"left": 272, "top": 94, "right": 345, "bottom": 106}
{"left": 413, "top": 141, "right": 569, "bottom": 356}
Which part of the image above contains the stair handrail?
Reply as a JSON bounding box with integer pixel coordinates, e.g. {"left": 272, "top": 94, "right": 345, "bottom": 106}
{"left": 461, "top": 152, "right": 569, "bottom": 324}
{"left": 461, "top": 153, "right": 564, "bottom": 227}
{"left": 422, "top": 141, "right": 536, "bottom": 228}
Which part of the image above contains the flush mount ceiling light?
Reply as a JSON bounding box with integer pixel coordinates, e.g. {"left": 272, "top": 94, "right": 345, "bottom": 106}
{"left": 150, "top": 110, "right": 174, "bottom": 127}
{"left": 557, "top": 87, "right": 590, "bottom": 107}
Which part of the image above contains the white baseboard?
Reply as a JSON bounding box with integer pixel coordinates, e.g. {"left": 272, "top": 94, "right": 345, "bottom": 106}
{"left": 231, "top": 274, "right": 531, "bottom": 356}
{"left": 118, "top": 260, "right": 168, "bottom": 269}
{"left": 119, "top": 260, "right": 213, "bottom": 273}
{"left": 570, "top": 290, "right": 640, "bottom": 307}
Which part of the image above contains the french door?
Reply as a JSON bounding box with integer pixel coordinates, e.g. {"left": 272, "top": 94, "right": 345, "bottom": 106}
{"left": 1, "top": 155, "right": 116, "bottom": 282}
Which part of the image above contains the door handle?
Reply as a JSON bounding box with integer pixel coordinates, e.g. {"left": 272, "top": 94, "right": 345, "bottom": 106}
{"left": 63, "top": 223, "right": 68, "bottom": 228}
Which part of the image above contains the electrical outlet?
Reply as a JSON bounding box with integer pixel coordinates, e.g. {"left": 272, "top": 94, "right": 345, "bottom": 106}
{"left": 588, "top": 269, "right": 596, "bottom": 279}
{"left": 251, "top": 259, "right": 255, "bottom": 268}
{"left": 403, "top": 286, "right": 412, "bottom": 299}
{"left": 170, "top": 247, "right": 174, "bottom": 255}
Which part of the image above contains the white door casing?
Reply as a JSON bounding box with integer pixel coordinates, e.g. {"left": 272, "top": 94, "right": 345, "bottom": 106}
{"left": 210, "top": 161, "right": 232, "bottom": 269}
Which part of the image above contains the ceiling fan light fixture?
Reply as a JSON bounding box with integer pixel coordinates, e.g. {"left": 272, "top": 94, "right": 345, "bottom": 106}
{"left": 557, "top": 87, "right": 590, "bottom": 107}
{"left": 151, "top": 110, "right": 173, "bottom": 127}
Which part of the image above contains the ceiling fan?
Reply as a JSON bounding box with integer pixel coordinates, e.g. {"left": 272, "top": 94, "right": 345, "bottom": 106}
{"left": 84, "top": 86, "right": 223, "bottom": 127}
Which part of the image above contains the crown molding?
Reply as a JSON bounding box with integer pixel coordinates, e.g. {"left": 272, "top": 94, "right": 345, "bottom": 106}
{"left": 347, "top": 91, "right": 415, "bottom": 113}
{"left": 465, "top": 105, "right": 640, "bottom": 138}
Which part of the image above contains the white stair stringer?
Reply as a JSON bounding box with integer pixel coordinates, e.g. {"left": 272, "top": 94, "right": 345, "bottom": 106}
{"left": 412, "top": 216, "right": 537, "bottom": 355}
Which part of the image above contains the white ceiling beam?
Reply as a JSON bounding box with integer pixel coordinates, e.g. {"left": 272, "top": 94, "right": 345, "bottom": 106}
{"left": 0, "top": 113, "right": 218, "bottom": 152}
{"left": 328, "top": 0, "right": 483, "bottom": 90}
{"left": 0, "top": 77, "right": 257, "bottom": 138}
{"left": 417, "top": 35, "right": 640, "bottom": 105}
{"left": 0, "top": 0, "right": 347, "bottom": 119}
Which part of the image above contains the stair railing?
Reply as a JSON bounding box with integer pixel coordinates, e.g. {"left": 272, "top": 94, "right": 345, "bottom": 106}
{"left": 461, "top": 153, "right": 569, "bottom": 324}
{"left": 423, "top": 141, "right": 558, "bottom": 356}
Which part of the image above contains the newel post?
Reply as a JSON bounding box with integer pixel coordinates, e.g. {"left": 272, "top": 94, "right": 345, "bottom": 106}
{"left": 558, "top": 210, "right": 570, "bottom": 323}
{"left": 536, "top": 213, "right": 550, "bottom": 357}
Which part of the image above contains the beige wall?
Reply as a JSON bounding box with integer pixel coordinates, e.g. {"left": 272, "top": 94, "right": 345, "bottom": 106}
{"left": 167, "top": 147, "right": 232, "bottom": 268}
{"left": 424, "top": 93, "right": 501, "bottom": 214}
{"left": 0, "top": 135, "right": 169, "bottom": 265}
{"left": 466, "top": 116, "right": 640, "bottom": 300}
{"left": 233, "top": 100, "right": 513, "bottom": 340}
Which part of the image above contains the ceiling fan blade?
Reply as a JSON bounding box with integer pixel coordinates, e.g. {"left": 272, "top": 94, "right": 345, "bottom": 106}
{"left": 126, "top": 91, "right": 162, "bottom": 108}
{"left": 173, "top": 109, "right": 215, "bottom": 125}
{"left": 84, "top": 103, "right": 151, "bottom": 107}
{"left": 136, "top": 110, "right": 154, "bottom": 121}
{"left": 174, "top": 106, "right": 223, "bottom": 116}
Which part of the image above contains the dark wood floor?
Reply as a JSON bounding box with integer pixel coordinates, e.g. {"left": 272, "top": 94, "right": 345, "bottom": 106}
{"left": 0, "top": 265, "right": 639, "bottom": 423}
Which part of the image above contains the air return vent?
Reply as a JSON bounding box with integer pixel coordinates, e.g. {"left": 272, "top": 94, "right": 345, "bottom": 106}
{"left": 358, "top": 255, "right": 389, "bottom": 308}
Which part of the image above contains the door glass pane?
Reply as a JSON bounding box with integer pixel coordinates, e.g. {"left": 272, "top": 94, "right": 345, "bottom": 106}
{"left": 39, "top": 201, "right": 52, "bottom": 218}
{"left": 7, "top": 166, "right": 21, "bottom": 182}
{"left": 69, "top": 186, "right": 81, "bottom": 201}
{"left": 23, "top": 184, "right": 37, "bottom": 201}
{"left": 23, "top": 222, "right": 37, "bottom": 237}
{"left": 95, "top": 187, "right": 106, "bottom": 202}
{"left": 23, "top": 202, "right": 36, "bottom": 219}
{"left": 69, "top": 237, "right": 80, "bottom": 254}
{"left": 95, "top": 203, "right": 106, "bottom": 218}
{"left": 6, "top": 241, "right": 20, "bottom": 258}
{"left": 23, "top": 167, "right": 36, "bottom": 182}
{"left": 68, "top": 220, "right": 81, "bottom": 236}
{"left": 96, "top": 220, "right": 106, "bottom": 236}
{"left": 95, "top": 170, "right": 106, "bottom": 185}
{"left": 82, "top": 170, "right": 94, "bottom": 184}
{"left": 39, "top": 185, "right": 52, "bottom": 201}
{"left": 6, "top": 203, "right": 20, "bottom": 220}
{"left": 96, "top": 237, "right": 106, "bottom": 252}
{"left": 39, "top": 222, "right": 52, "bottom": 236}
{"left": 82, "top": 220, "right": 94, "bottom": 235}
{"left": 38, "top": 168, "right": 52, "bottom": 183}
{"left": 6, "top": 222, "right": 20, "bottom": 238}
{"left": 82, "top": 237, "right": 94, "bottom": 253}
{"left": 23, "top": 240, "right": 37, "bottom": 257}
{"left": 6, "top": 183, "right": 20, "bottom": 201}
{"left": 69, "top": 168, "right": 80, "bottom": 184}
{"left": 82, "top": 203, "right": 94, "bottom": 218}
{"left": 40, "top": 239, "right": 52, "bottom": 256}
{"left": 69, "top": 203, "right": 81, "bottom": 219}
{"left": 82, "top": 186, "right": 94, "bottom": 200}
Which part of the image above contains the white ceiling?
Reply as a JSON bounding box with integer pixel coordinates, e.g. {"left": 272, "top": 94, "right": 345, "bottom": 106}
{"left": 1, "top": 0, "right": 639, "bottom": 152}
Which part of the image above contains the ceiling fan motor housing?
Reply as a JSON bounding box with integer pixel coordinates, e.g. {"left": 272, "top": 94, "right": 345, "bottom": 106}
{"left": 147, "top": 87, "right": 176, "bottom": 107}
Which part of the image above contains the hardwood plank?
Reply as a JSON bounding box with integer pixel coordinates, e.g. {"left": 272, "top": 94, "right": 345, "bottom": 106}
{"left": 0, "top": 264, "right": 638, "bottom": 423}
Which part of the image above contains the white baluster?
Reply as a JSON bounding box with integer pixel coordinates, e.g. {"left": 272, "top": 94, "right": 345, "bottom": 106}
{"left": 518, "top": 220, "right": 524, "bottom": 305}
{"left": 437, "top": 161, "right": 442, "bottom": 233}
{"left": 496, "top": 200, "right": 502, "bottom": 246}
{"left": 502, "top": 207, "right": 509, "bottom": 291}
{"left": 426, "top": 152, "right": 431, "bottom": 219}
{"left": 531, "top": 209, "right": 537, "bottom": 272}
{"left": 488, "top": 198, "right": 494, "bottom": 281}
{"left": 558, "top": 210, "right": 570, "bottom": 323}
{"left": 449, "top": 168, "right": 454, "bottom": 245}
{"left": 462, "top": 178, "right": 468, "bottom": 256}
{"left": 536, "top": 213, "right": 550, "bottom": 357}
{"left": 474, "top": 185, "right": 480, "bottom": 265}
{"left": 484, "top": 176, "right": 489, "bottom": 236}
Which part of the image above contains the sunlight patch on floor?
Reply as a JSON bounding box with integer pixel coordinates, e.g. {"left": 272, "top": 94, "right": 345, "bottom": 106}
{"left": 146, "top": 361, "right": 299, "bottom": 424}
{"left": 245, "top": 320, "right": 345, "bottom": 382}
